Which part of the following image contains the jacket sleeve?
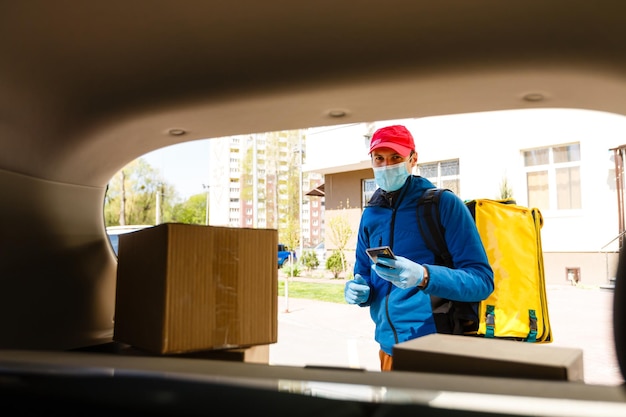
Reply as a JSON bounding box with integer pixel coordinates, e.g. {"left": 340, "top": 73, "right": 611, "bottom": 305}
{"left": 352, "top": 211, "right": 375, "bottom": 306}
{"left": 421, "top": 191, "right": 494, "bottom": 302}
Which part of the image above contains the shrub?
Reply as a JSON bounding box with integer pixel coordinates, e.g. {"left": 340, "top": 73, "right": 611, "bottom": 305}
{"left": 282, "top": 262, "right": 301, "bottom": 277}
{"left": 300, "top": 250, "right": 320, "bottom": 271}
{"left": 326, "top": 250, "right": 346, "bottom": 279}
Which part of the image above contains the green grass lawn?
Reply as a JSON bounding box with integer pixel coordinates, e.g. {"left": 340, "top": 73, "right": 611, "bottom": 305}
{"left": 278, "top": 280, "right": 345, "bottom": 303}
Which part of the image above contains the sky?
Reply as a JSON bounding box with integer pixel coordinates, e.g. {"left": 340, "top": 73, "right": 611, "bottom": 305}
{"left": 142, "top": 140, "right": 211, "bottom": 200}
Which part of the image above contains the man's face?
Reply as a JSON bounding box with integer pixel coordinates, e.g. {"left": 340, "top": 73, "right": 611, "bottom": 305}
{"left": 371, "top": 147, "right": 416, "bottom": 170}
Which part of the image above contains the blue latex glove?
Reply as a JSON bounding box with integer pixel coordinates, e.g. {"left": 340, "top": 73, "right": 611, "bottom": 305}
{"left": 372, "top": 255, "right": 424, "bottom": 289}
{"left": 344, "top": 274, "right": 370, "bottom": 304}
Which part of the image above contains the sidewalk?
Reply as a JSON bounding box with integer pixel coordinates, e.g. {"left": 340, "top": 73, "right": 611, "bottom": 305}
{"left": 269, "top": 282, "right": 624, "bottom": 386}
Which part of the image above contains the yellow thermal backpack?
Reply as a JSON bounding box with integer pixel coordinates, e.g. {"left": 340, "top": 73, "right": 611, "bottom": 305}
{"left": 417, "top": 188, "right": 552, "bottom": 343}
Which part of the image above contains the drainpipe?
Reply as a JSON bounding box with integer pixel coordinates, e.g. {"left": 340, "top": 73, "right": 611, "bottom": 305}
{"left": 612, "top": 145, "right": 626, "bottom": 249}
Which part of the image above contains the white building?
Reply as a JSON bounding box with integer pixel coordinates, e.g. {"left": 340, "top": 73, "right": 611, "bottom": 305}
{"left": 303, "top": 108, "right": 626, "bottom": 286}
{"left": 206, "top": 131, "right": 324, "bottom": 248}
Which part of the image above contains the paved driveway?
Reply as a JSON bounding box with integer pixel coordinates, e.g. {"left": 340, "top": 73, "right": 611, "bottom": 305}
{"left": 270, "top": 283, "right": 623, "bottom": 386}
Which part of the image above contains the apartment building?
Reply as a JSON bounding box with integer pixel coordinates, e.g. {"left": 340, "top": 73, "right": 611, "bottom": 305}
{"left": 206, "top": 131, "right": 324, "bottom": 248}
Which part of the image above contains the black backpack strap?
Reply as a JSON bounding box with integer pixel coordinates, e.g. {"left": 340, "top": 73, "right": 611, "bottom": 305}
{"left": 417, "top": 188, "right": 479, "bottom": 336}
{"left": 417, "top": 188, "right": 453, "bottom": 268}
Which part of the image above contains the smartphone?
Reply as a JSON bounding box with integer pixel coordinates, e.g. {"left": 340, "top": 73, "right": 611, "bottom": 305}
{"left": 366, "top": 246, "right": 396, "bottom": 268}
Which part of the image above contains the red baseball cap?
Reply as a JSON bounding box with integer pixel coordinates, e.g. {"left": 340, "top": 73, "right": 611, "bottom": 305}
{"left": 369, "top": 125, "right": 415, "bottom": 157}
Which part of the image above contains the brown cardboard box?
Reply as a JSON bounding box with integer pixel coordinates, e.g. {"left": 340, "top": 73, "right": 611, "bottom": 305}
{"left": 113, "top": 223, "right": 278, "bottom": 354}
{"left": 116, "top": 343, "right": 271, "bottom": 364}
{"left": 392, "top": 333, "right": 584, "bottom": 381}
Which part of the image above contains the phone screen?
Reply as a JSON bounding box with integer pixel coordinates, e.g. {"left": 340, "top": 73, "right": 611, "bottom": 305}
{"left": 366, "top": 246, "right": 396, "bottom": 268}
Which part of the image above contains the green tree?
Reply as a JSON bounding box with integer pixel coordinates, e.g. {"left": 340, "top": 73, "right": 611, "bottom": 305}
{"left": 171, "top": 193, "right": 208, "bottom": 224}
{"left": 327, "top": 209, "right": 354, "bottom": 274}
{"left": 281, "top": 219, "right": 300, "bottom": 254}
{"left": 104, "top": 158, "right": 178, "bottom": 226}
{"left": 262, "top": 130, "right": 303, "bottom": 246}
{"left": 300, "top": 250, "right": 320, "bottom": 271}
{"left": 326, "top": 250, "right": 347, "bottom": 279}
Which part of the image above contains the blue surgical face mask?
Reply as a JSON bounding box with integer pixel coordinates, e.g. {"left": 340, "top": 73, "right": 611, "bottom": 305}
{"left": 373, "top": 162, "right": 410, "bottom": 192}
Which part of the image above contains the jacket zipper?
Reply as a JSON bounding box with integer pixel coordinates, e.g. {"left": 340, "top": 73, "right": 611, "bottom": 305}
{"left": 384, "top": 180, "right": 410, "bottom": 346}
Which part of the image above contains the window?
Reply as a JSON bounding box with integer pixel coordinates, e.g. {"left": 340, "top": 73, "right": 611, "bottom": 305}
{"left": 417, "top": 159, "right": 460, "bottom": 195}
{"left": 362, "top": 178, "right": 377, "bottom": 207}
{"left": 524, "top": 143, "right": 581, "bottom": 211}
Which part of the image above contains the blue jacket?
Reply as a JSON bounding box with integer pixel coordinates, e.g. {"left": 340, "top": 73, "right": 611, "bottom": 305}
{"left": 354, "top": 175, "right": 494, "bottom": 355}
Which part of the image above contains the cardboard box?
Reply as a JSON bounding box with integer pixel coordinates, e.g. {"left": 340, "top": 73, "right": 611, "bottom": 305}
{"left": 116, "top": 343, "right": 271, "bottom": 364}
{"left": 113, "top": 223, "right": 278, "bottom": 354}
{"left": 392, "top": 333, "right": 584, "bottom": 381}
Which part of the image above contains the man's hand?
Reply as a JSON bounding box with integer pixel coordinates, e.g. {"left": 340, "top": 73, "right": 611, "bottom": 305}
{"left": 372, "top": 255, "right": 424, "bottom": 289}
{"left": 344, "top": 274, "right": 370, "bottom": 304}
